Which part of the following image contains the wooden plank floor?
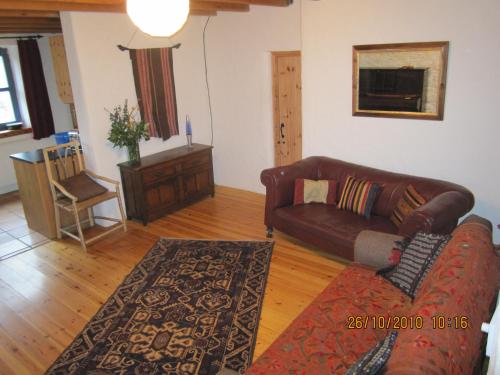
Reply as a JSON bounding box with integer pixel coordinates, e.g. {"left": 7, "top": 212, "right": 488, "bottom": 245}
{"left": 0, "top": 186, "right": 347, "bottom": 374}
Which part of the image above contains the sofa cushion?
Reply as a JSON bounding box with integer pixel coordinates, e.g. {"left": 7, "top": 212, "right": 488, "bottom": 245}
{"left": 385, "top": 218, "right": 500, "bottom": 374}
{"left": 345, "top": 331, "right": 398, "bottom": 375}
{"left": 273, "top": 205, "right": 397, "bottom": 258}
{"left": 338, "top": 176, "right": 380, "bottom": 218}
{"left": 390, "top": 184, "right": 427, "bottom": 227}
{"left": 246, "top": 264, "right": 411, "bottom": 375}
{"left": 294, "top": 178, "right": 337, "bottom": 205}
{"left": 379, "top": 232, "right": 450, "bottom": 299}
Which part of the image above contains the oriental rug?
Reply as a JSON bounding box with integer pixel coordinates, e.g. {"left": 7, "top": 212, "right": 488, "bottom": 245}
{"left": 45, "top": 239, "right": 274, "bottom": 375}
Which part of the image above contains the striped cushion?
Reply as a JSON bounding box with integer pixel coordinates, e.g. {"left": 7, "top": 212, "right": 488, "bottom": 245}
{"left": 338, "top": 176, "right": 380, "bottom": 218}
{"left": 345, "top": 331, "right": 398, "bottom": 375}
{"left": 293, "top": 179, "right": 337, "bottom": 205}
{"left": 390, "top": 184, "right": 427, "bottom": 227}
{"left": 415, "top": 237, "right": 449, "bottom": 291}
{"left": 380, "top": 232, "right": 450, "bottom": 299}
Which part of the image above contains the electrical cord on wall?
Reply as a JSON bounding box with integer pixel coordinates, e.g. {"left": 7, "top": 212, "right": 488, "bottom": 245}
{"left": 203, "top": 16, "right": 214, "bottom": 147}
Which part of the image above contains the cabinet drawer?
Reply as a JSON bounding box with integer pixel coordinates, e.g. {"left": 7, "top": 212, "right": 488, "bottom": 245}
{"left": 182, "top": 154, "right": 210, "bottom": 171}
{"left": 143, "top": 164, "right": 176, "bottom": 185}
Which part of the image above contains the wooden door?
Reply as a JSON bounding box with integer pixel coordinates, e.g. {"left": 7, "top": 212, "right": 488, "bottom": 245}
{"left": 272, "top": 51, "right": 302, "bottom": 167}
{"left": 49, "top": 35, "right": 73, "bottom": 104}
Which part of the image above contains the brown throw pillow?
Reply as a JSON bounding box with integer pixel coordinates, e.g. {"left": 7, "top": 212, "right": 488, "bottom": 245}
{"left": 293, "top": 179, "right": 337, "bottom": 206}
{"left": 390, "top": 184, "right": 427, "bottom": 227}
{"left": 58, "top": 172, "right": 108, "bottom": 202}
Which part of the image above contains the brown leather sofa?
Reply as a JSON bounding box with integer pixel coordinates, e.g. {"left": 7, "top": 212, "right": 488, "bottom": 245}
{"left": 261, "top": 157, "right": 474, "bottom": 260}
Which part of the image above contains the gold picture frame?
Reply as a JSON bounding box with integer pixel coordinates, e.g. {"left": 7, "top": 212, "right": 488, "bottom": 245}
{"left": 352, "top": 41, "right": 449, "bottom": 120}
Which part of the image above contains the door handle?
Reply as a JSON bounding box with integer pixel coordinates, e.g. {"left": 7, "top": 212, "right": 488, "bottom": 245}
{"left": 280, "top": 123, "right": 285, "bottom": 139}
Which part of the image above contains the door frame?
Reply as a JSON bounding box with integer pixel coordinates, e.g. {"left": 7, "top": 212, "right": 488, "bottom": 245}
{"left": 271, "top": 50, "right": 302, "bottom": 167}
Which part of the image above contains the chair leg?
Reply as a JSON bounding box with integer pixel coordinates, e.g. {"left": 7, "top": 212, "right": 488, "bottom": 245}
{"left": 266, "top": 227, "right": 274, "bottom": 239}
{"left": 116, "top": 188, "right": 127, "bottom": 232}
{"left": 73, "top": 204, "right": 87, "bottom": 251}
{"left": 87, "top": 207, "right": 95, "bottom": 227}
{"left": 54, "top": 205, "right": 62, "bottom": 239}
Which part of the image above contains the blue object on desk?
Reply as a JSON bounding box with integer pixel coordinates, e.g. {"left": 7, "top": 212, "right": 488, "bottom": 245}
{"left": 54, "top": 131, "right": 70, "bottom": 144}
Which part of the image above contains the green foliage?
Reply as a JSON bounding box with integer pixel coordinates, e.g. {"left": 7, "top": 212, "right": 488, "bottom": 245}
{"left": 107, "top": 100, "right": 150, "bottom": 148}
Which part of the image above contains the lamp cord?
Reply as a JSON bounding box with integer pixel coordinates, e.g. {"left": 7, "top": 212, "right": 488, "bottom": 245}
{"left": 125, "top": 27, "right": 139, "bottom": 48}
{"left": 203, "top": 16, "right": 214, "bottom": 147}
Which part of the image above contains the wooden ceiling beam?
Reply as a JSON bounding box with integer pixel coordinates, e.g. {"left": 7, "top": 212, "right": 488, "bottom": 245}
{"left": 190, "top": 1, "right": 249, "bottom": 12}
{"left": 200, "top": 0, "right": 290, "bottom": 6}
{"left": 0, "top": 0, "right": 286, "bottom": 13}
{"left": 190, "top": 9, "right": 218, "bottom": 16}
{"left": 0, "top": 26, "right": 62, "bottom": 33}
{"left": 0, "top": 0, "right": 292, "bottom": 32}
{"left": 0, "top": 10, "right": 60, "bottom": 18}
{"left": 0, "top": 1, "right": 125, "bottom": 13}
{"left": 0, "top": 17, "right": 61, "bottom": 24}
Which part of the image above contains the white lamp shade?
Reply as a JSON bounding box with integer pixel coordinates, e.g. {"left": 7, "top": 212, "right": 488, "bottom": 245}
{"left": 127, "top": 0, "right": 190, "bottom": 37}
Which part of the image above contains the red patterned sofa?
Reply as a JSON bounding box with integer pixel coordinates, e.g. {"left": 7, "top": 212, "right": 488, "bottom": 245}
{"left": 261, "top": 157, "right": 474, "bottom": 260}
{"left": 247, "top": 216, "right": 500, "bottom": 374}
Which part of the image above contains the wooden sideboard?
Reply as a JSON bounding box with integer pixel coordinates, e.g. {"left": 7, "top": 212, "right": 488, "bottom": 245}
{"left": 118, "top": 144, "right": 214, "bottom": 225}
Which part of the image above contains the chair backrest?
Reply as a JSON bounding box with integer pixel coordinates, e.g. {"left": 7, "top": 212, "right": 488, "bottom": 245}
{"left": 43, "top": 141, "right": 85, "bottom": 199}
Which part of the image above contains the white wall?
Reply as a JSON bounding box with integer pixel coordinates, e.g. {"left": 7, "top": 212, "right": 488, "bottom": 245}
{"left": 301, "top": 0, "right": 500, "bottom": 240}
{"left": 61, "top": 12, "right": 212, "bottom": 182}
{"left": 60, "top": 3, "right": 301, "bottom": 215}
{"left": 61, "top": 12, "right": 215, "bottom": 218}
{"left": 60, "top": 1, "right": 499, "bottom": 240}
{"left": 205, "top": 4, "right": 301, "bottom": 192}
{"left": 0, "top": 37, "right": 73, "bottom": 194}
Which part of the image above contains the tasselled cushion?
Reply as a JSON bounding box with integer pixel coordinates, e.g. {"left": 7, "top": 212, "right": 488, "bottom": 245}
{"left": 293, "top": 178, "right": 337, "bottom": 205}
{"left": 390, "top": 184, "right": 427, "bottom": 227}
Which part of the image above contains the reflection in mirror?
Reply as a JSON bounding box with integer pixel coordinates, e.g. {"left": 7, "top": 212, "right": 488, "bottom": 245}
{"left": 352, "top": 41, "right": 449, "bottom": 120}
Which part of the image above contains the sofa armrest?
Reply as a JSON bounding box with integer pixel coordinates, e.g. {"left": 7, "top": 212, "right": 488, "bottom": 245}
{"left": 260, "top": 158, "right": 319, "bottom": 227}
{"left": 354, "top": 230, "right": 404, "bottom": 269}
{"left": 398, "top": 190, "right": 474, "bottom": 238}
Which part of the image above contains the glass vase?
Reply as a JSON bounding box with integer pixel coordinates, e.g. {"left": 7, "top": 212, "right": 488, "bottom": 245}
{"left": 127, "top": 142, "right": 140, "bottom": 164}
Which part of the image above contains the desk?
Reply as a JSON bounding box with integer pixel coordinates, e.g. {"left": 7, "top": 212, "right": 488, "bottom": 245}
{"left": 10, "top": 149, "right": 86, "bottom": 239}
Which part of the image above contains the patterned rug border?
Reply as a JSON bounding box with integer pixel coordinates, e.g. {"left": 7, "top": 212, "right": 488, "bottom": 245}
{"left": 45, "top": 237, "right": 275, "bottom": 374}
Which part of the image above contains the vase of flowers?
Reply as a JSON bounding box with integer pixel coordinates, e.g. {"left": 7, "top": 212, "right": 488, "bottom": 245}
{"left": 107, "top": 100, "right": 150, "bottom": 164}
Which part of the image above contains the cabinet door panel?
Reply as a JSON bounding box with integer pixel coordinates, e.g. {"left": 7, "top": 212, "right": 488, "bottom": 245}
{"left": 158, "top": 183, "right": 177, "bottom": 206}
{"left": 183, "top": 169, "right": 211, "bottom": 197}
{"left": 145, "top": 179, "right": 177, "bottom": 208}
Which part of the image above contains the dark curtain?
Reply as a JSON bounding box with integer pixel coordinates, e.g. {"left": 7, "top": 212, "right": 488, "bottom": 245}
{"left": 129, "top": 48, "right": 179, "bottom": 141}
{"left": 17, "top": 39, "right": 55, "bottom": 140}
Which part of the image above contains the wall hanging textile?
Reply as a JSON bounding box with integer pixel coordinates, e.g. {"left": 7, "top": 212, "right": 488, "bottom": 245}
{"left": 129, "top": 48, "right": 179, "bottom": 141}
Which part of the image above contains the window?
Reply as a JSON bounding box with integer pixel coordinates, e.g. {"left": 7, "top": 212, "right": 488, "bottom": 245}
{"left": 0, "top": 48, "right": 21, "bottom": 131}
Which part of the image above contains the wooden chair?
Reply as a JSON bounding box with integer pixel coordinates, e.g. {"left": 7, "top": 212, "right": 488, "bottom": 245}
{"left": 43, "top": 141, "right": 127, "bottom": 251}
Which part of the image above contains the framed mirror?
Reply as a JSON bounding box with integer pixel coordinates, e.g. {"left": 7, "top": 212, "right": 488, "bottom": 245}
{"left": 352, "top": 41, "right": 449, "bottom": 120}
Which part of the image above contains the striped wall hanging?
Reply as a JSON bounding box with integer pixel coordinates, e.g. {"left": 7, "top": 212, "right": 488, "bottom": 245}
{"left": 129, "top": 48, "right": 179, "bottom": 141}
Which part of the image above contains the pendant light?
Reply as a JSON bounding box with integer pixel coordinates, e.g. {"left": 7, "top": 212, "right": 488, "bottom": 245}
{"left": 127, "top": 0, "right": 190, "bottom": 37}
